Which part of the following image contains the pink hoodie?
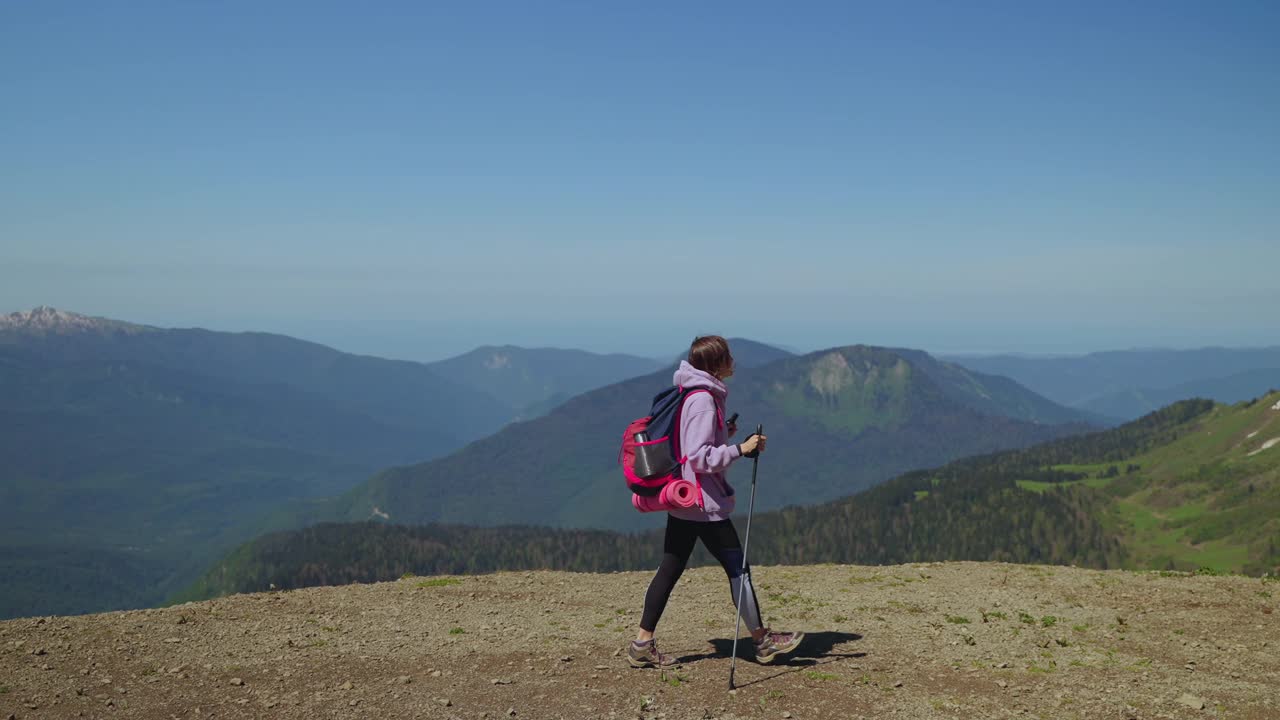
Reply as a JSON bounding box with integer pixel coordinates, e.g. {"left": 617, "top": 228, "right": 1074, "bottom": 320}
{"left": 668, "top": 360, "right": 742, "bottom": 522}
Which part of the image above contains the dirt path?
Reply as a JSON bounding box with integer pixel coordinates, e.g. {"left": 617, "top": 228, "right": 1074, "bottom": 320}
{"left": 2, "top": 562, "right": 1277, "bottom": 719}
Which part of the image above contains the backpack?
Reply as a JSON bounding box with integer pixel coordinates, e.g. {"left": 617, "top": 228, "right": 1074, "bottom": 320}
{"left": 619, "top": 385, "right": 710, "bottom": 497}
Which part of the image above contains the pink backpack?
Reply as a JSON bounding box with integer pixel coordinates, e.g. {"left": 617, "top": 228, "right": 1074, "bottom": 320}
{"left": 618, "top": 386, "right": 712, "bottom": 498}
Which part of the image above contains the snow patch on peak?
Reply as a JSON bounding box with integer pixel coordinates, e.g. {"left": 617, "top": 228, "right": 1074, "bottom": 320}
{"left": 0, "top": 306, "right": 149, "bottom": 335}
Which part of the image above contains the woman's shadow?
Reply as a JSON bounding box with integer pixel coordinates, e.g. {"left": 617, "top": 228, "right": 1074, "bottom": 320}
{"left": 677, "top": 630, "right": 864, "bottom": 666}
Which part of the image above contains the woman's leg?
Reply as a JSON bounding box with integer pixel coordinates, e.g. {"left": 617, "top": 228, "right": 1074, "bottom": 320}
{"left": 697, "top": 519, "right": 765, "bottom": 640}
{"left": 637, "top": 515, "right": 698, "bottom": 639}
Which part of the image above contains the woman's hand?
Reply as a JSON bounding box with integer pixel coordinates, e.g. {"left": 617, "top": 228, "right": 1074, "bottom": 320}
{"left": 739, "top": 433, "right": 767, "bottom": 458}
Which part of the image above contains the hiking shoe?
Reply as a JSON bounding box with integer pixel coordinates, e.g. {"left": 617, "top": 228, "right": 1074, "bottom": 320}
{"left": 754, "top": 629, "right": 804, "bottom": 664}
{"left": 627, "top": 639, "right": 678, "bottom": 668}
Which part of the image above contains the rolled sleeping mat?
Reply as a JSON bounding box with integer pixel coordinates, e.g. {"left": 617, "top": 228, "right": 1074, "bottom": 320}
{"left": 631, "top": 479, "right": 699, "bottom": 512}
{"left": 660, "top": 479, "right": 698, "bottom": 507}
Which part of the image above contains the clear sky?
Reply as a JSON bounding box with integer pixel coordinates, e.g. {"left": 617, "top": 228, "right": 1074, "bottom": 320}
{"left": 2, "top": 1, "right": 1277, "bottom": 361}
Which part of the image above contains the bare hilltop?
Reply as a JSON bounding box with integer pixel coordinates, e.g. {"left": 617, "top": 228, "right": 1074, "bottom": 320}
{"left": 2, "top": 562, "right": 1276, "bottom": 719}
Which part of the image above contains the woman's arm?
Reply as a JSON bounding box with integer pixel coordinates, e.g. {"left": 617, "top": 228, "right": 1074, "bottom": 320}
{"left": 680, "top": 394, "right": 741, "bottom": 473}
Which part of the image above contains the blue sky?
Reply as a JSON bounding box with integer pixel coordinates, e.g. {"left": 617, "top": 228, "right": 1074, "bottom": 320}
{"left": 2, "top": 1, "right": 1277, "bottom": 361}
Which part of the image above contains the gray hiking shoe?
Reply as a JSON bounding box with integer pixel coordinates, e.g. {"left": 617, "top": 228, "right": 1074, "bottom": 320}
{"left": 754, "top": 629, "right": 804, "bottom": 664}
{"left": 627, "top": 639, "right": 678, "bottom": 669}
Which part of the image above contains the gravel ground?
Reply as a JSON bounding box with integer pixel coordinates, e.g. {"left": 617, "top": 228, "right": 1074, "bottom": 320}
{"left": 2, "top": 562, "right": 1277, "bottom": 719}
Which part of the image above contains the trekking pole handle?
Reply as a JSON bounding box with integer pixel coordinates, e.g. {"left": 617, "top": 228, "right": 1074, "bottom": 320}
{"left": 748, "top": 424, "right": 764, "bottom": 459}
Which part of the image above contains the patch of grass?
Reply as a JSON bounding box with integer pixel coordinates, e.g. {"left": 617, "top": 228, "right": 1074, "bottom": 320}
{"left": 1172, "top": 629, "right": 1185, "bottom": 635}
{"left": 1041, "top": 616, "right": 1058, "bottom": 628}
{"left": 416, "top": 578, "right": 461, "bottom": 588}
{"left": 1018, "top": 612, "right": 1036, "bottom": 625}
{"left": 448, "top": 627, "right": 466, "bottom": 635}
{"left": 1093, "top": 575, "right": 1121, "bottom": 589}
{"left": 758, "top": 690, "right": 784, "bottom": 709}
{"left": 1017, "top": 475, "right": 1115, "bottom": 493}
{"left": 946, "top": 615, "right": 971, "bottom": 624}
{"left": 309, "top": 639, "right": 327, "bottom": 647}
{"left": 1027, "top": 662, "right": 1055, "bottom": 674}
{"left": 593, "top": 622, "right": 608, "bottom": 628}
{"left": 833, "top": 614, "right": 849, "bottom": 623}
{"left": 399, "top": 571, "right": 415, "bottom": 579}
{"left": 616, "top": 608, "right": 628, "bottom": 615}
{"left": 803, "top": 671, "right": 839, "bottom": 681}
{"left": 660, "top": 669, "right": 687, "bottom": 687}
{"left": 1072, "top": 624, "right": 1089, "bottom": 633}
{"left": 1, "top": 685, "right": 11, "bottom": 694}
{"left": 984, "top": 610, "right": 1007, "bottom": 622}
{"left": 849, "top": 574, "right": 885, "bottom": 585}
{"left": 1069, "top": 659, "right": 1086, "bottom": 667}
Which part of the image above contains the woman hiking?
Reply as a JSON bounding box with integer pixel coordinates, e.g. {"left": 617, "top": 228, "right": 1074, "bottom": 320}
{"left": 628, "top": 335, "right": 804, "bottom": 668}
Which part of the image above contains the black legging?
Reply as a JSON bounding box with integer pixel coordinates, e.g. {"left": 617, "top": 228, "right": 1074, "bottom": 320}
{"left": 640, "top": 515, "right": 763, "bottom": 633}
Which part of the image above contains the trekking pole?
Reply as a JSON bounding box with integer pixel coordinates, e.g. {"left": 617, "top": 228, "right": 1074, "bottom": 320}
{"left": 729, "top": 424, "right": 763, "bottom": 691}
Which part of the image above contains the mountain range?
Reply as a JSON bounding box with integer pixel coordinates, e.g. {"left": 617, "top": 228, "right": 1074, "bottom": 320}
{"left": 180, "top": 391, "right": 1280, "bottom": 603}
{"left": 949, "top": 347, "right": 1280, "bottom": 421}
{"left": 0, "top": 309, "right": 704, "bottom": 617}
{"left": 422, "top": 345, "right": 664, "bottom": 420}
{"left": 9, "top": 306, "right": 1275, "bottom": 620}
{"left": 326, "top": 344, "right": 1094, "bottom": 533}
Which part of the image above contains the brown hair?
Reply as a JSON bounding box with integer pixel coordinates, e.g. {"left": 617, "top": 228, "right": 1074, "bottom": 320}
{"left": 688, "top": 335, "right": 733, "bottom": 377}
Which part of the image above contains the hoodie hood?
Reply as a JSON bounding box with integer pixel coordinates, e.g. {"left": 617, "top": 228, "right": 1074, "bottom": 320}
{"left": 673, "top": 360, "right": 728, "bottom": 401}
